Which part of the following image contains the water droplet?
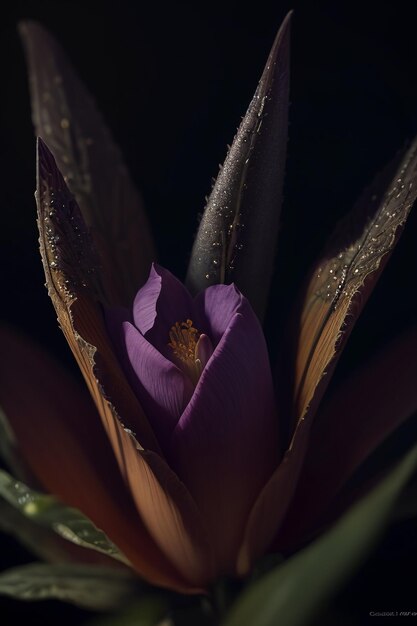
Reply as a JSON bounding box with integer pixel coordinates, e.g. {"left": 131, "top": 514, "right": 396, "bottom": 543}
{"left": 24, "top": 501, "right": 38, "bottom": 515}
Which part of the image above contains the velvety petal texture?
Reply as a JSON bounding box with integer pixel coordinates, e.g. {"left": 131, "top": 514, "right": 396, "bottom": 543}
{"left": 106, "top": 265, "right": 280, "bottom": 574}
{"left": 135, "top": 265, "right": 196, "bottom": 358}
{"left": 171, "top": 304, "right": 279, "bottom": 571}
{"left": 122, "top": 321, "right": 193, "bottom": 447}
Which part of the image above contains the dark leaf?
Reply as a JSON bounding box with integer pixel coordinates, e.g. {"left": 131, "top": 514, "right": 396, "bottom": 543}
{"left": 20, "top": 21, "right": 155, "bottom": 306}
{"left": 0, "top": 498, "right": 79, "bottom": 564}
{"left": 0, "top": 469, "right": 129, "bottom": 565}
{"left": 186, "top": 13, "right": 291, "bottom": 319}
{"left": 0, "top": 563, "right": 139, "bottom": 611}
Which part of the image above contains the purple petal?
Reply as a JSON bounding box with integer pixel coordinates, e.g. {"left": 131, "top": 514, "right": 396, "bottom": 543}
{"left": 169, "top": 301, "right": 279, "bottom": 572}
{"left": 132, "top": 265, "right": 162, "bottom": 335}
{"left": 195, "top": 283, "right": 243, "bottom": 345}
{"left": 133, "top": 264, "right": 194, "bottom": 357}
{"left": 105, "top": 305, "right": 187, "bottom": 448}
{"left": 121, "top": 322, "right": 193, "bottom": 448}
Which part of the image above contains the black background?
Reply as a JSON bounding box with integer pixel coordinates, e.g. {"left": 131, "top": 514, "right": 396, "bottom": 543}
{"left": 0, "top": 0, "right": 416, "bottom": 624}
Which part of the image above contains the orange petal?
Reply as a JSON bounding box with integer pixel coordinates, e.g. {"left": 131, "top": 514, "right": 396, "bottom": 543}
{"left": 276, "top": 326, "right": 417, "bottom": 550}
{"left": 292, "top": 140, "right": 417, "bottom": 428}
{"left": 0, "top": 325, "right": 189, "bottom": 591}
{"left": 239, "top": 140, "right": 417, "bottom": 574}
{"left": 36, "top": 139, "right": 214, "bottom": 586}
{"left": 20, "top": 21, "right": 155, "bottom": 306}
{"left": 64, "top": 301, "right": 214, "bottom": 586}
{"left": 36, "top": 137, "right": 159, "bottom": 452}
{"left": 119, "top": 437, "right": 214, "bottom": 585}
{"left": 236, "top": 414, "right": 311, "bottom": 574}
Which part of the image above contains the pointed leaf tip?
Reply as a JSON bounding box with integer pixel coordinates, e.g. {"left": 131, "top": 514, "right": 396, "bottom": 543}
{"left": 186, "top": 13, "right": 291, "bottom": 319}
{"left": 21, "top": 22, "right": 155, "bottom": 306}
{"left": 35, "top": 136, "right": 163, "bottom": 456}
{"left": 36, "top": 137, "right": 98, "bottom": 306}
{"left": 292, "top": 137, "right": 417, "bottom": 427}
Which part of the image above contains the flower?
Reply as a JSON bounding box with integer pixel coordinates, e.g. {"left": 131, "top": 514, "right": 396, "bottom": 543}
{"left": 1, "top": 12, "right": 416, "bottom": 601}
{"left": 105, "top": 264, "right": 279, "bottom": 575}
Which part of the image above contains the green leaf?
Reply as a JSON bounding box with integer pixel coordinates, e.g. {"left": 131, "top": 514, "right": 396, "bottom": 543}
{"left": 222, "top": 442, "right": 417, "bottom": 626}
{"left": 0, "top": 563, "right": 139, "bottom": 611}
{"left": 0, "top": 498, "right": 78, "bottom": 564}
{"left": 0, "top": 469, "right": 129, "bottom": 565}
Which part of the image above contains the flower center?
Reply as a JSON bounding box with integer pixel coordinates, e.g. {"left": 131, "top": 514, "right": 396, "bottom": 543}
{"left": 168, "top": 319, "right": 213, "bottom": 385}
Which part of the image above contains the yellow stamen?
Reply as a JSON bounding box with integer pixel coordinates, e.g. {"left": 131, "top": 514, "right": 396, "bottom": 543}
{"left": 168, "top": 319, "right": 212, "bottom": 385}
{"left": 168, "top": 319, "right": 199, "bottom": 363}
